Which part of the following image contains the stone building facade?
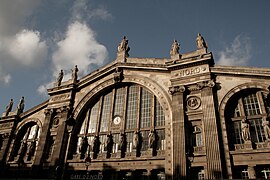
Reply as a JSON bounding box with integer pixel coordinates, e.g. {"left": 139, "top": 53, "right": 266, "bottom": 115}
{"left": 1, "top": 35, "right": 270, "bottom": 179}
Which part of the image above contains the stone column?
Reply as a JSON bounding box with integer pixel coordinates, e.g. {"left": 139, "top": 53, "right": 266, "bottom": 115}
{"left": 169, "top": 86, "right": 187, "bottom": 179}
{"left": 248, "top": 166, "right": 256, "bottom": 179}
{"left": 33, "top": 109, "right": 53, "bottom": 166}
{"left": 200, "top": 81, "right": 223, "bottom": 179}
{"left": 50, "top": 106, "right": 69, "bottom": 166}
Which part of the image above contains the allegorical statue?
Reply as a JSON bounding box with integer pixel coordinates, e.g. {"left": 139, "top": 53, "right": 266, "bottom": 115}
{"left": 119, "top": 133, "right": 126, "bottom": 153}
{"left": 5, "top": 99, "right": 13, "bottom": 116}
{"left": 148, "top": 130, "right": 156, "bottom": 149}
{"left": 56, "top": 70, "right": 64, "bottom": 87}
{"left": 133, "top": 131, "right": 140, "bottom": 150}
{"left": 117, "top": 36, "right": 130, "bottom": 57}
{"left": 71, "top": 65, "right": 79, "bottom": 82}
{"left": 106, "top": 133, "right": 113, "bottom": 153}
{"left": 17, "top": 97, "right": 25, "bottom": 115}
{"left": 241, "top": 119, "right": 250, "bottom": 142}
{"left": 196, "top": 33, "right": 208, "bottom": 49}
{"left": 92, "top": 135, "right": 99, "bottom": 154}
{"left": 262, "top": 120, "right": 270, "bottom": 140}
{"left": 170, "top": 39, "right": 180, "bottom": 56}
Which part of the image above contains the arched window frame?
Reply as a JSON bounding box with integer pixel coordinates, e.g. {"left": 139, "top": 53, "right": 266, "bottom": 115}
{"left": 75, "top": 84, "right": 166, "bottom": 159}
{"left": 227, "top": 89, "right": 270, "bottom": 147}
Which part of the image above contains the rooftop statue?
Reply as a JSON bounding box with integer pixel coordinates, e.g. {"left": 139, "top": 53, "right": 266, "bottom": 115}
{"left": 117, "top": 36, "right": 130, "bottom": 57}
{"left": 196, "top": 33, "right": 208, "bottom": 49}
{"left": 170, "top": 39, "right": 180, "bottom": 56}
{"left": 56, "top": 70, "right": 64, "bottom": 87}
{"left": 71, "top": 65, "right": 79, "bottom": 82}
{"left": 5, "top": 99, "right": 13, "bottom": 116}
{"left": 17, "top": 96, "right": 24, "bottom": 115}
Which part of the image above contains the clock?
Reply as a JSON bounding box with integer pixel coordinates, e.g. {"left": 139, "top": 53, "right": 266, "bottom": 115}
{"left": 113, "top": 116, "right": 121, "bottom": 125}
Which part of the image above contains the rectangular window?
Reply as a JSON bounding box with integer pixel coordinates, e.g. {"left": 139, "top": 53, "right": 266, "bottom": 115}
{"left": 250, "top": 118, "right": 264, "bottom": 143}
{"left": 141, "top": 131, "right": 149, "bottom": 151}
{"left": 126, "top": 86, "right": 139, "bottom": 129}
{"left": 126, "top": 132, "right": 133, "bottom": 152}
{"left": 140, "top": 89, "right": 152, "bottom": 128}
{"left": 156, "top": 129, "right": 166, "bottom": 150}
{"left": 112, "top": 134, "right": 120, "bottom": 153}
{"left": 113, "top": 87, "right": 125, "bottom": 117}
{"left": 100, "top": 93, "right": 112, "bottom": 132}
{"left": 155, "top": 99, "right": 165, "bottom": 127}
{"left": 99, "top": 135, "right": 107, "bottom": 153}
{"left": 88, "top": 101, "right": 99, "bottom": 133}
{"left": 243, "top": 93, "right": 261, "bottom": 116}
{"left": 233, "top": 121, "right": 243, "bottom": 144}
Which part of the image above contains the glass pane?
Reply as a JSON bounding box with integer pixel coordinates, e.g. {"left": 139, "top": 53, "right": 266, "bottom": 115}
{"left": 233, "top": 121, "right": 243, "bottom": 144}
{"left": 250, "top": 119, "right": 264, "bottom": 143}
{"left": 140, "top": 88, "right": 152, "bottom": 128}
{"left": 100, "top": 92, "right": 112, "bottom": 132}
{"left": 141, "top": 131, "right": 149, "bottom": 151}
{"left": 156, "top": 129, "right": 165, "bottom": 150}
{"left": 88, "top": 101, "right": 100, "bottom": 133}
{"left": 126, "top": 132, "right": 133, "bottom": 152}
{"left": 80, "top": 110, "right": 89, "bottom": 134}
{"left": 155, "top": 99, "right": 165, "bottom": 127}
{"left": 243, "top": 93, "right": 261, "bottom": 116}
{"left": 113, "top": 87, "right": 125, "bottom": 117}
{"left": 28, "top": 125, "right": 39, "bottom": 139}
{"left": 126, "top": 86, "right": 139, "bottom": 129}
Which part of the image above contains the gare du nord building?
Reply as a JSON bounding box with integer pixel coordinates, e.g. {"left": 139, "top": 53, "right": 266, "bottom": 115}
{"left": 1, "top": 34, "right": 270, "bottom": 179}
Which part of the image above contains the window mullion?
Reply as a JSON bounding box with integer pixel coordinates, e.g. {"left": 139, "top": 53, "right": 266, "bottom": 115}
{"left": 122, "top": 86, "right": 128, "bottom": 130}
{"left": 137, "top": 86, "right": 141, "bottom": 130}
{"left": 109, "top": 88, "right": 116, "bottom": 132}
{"left": 152, "top": 95, "right": 155, "bottom": 128}
{"left": 97, "top": 96, "right": 104, "bottom": 133}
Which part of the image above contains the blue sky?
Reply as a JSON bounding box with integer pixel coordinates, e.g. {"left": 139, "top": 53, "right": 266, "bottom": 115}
{"left": 0, "top": 0, "right": 270, "bottom": 113}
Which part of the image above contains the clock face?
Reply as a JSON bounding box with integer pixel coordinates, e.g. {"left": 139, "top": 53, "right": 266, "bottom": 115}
{"left": 113, "top": 116, "right": 121, "bottom": 125}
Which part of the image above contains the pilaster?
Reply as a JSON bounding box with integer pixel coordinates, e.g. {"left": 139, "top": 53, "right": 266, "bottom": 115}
{"left": 169, "top": 86, "right": 187, "bottom": 179}
{"left": 200, "top": 81, "right": 223, "bottom": 179}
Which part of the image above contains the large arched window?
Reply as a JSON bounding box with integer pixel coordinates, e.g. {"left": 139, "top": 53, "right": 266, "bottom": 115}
{"left": 9, "top": 122, "right": 40, "bottom": 162}
{"left": 226, "top": 89, "right": 270, "bottom": 149}
{"left": 76, "top": 84, "right": 166, "bottom": 159}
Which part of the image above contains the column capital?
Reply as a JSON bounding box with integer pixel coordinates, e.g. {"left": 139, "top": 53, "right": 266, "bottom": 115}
{"left": 169, "top": 85, "right": 185, "bottom": 95}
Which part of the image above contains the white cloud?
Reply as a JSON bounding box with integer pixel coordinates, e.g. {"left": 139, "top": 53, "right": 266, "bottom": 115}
{"left": 0, "top": 0, "right": 47, "bottom": 85}
{"left": 8, "top": 29, "right": 48, "bottom": 66}
{"left": 52, "top": 21, "right": 108, "bottom": 79}
{"left": 216, "top": 34, "right": 251, "bottom": 66}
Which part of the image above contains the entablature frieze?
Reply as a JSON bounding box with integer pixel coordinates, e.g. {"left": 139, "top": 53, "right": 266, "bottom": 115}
{"left": 169, "top": 79, "right": 215, "bottom": 95}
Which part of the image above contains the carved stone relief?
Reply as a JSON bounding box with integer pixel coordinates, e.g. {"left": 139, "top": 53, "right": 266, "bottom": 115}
{"left": 187, "top": 96, "right": 201, "bottom": 110}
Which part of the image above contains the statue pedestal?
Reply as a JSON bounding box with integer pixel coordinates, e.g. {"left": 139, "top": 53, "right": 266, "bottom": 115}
{"left": 117, "top": 51, "right": 128, "bottom": 62}
{"left": 170, "top": 54, "right": 181, "bottom": 61}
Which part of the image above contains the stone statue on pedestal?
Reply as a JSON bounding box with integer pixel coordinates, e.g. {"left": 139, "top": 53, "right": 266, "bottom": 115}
{"left": 56, "top": 70, "right": 64, "bottom": 87}
{"left": 170, "top": 39, "right": 180, "bottom": 56}
{"left": 196, "top": 33, "right": 208, "bottom": 49}
{"left": 5, "top": 99, "right": 13, "bottom": 116}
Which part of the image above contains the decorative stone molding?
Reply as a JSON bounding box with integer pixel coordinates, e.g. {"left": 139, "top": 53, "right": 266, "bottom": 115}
{"left": 169, "top": 85, "right": 185, "bottom": 95}
{"left": 234, "top": 143, "right": 253, "bottom": 151}
{"left": 187, "top": 80, "right": 215, "bottom": 91}
{"left": 113, "top": 67, "right": 123, "bottom": 83}
{"left": 187, "top": 96, "right": 201, "bottom": 110}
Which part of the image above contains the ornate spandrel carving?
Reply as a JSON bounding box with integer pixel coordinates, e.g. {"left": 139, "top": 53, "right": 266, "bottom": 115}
{"left": 187, "top": 96, "right": 201, "bottom": 110}
{"left": 169, "top": 85, "right": 185, "bottom": 95}
{"left": 113, "top": 67, "right": 123, "bottom": 83}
